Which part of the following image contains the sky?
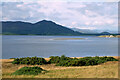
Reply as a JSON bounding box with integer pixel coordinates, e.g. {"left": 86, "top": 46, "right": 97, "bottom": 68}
{"left": 0, "top": 1, "right": 118, "bottom": 32}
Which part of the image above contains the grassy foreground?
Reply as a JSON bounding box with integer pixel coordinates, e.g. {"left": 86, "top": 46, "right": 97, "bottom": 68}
{"left": 1, "top": 56, "right": 119, "bottom": 78}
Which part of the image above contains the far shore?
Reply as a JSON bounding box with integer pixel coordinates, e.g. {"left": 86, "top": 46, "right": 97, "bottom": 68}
{"left": 98, "top": 35, "right": 120, "bottom": 38}
{"left": 2, "top": 34, "right": 118, "bottom": 36}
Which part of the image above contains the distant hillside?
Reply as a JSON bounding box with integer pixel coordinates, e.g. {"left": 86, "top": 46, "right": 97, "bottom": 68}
{"left": 2, "top": 20, "right": 82, "bottom": 35}
{"left": 100, "top": 32, "right": 111, "bottom": 35}
{"left": 71, "top": 28, "right": 115, "bottom": 35}
{"left": 71, "top": 28, "right": 99, "bottom": 34}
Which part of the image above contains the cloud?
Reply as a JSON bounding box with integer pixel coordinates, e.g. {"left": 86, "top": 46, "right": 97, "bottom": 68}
{"left": 72, "top": 22, "right": 77, "bottom": 25}
{"left": 1, "top": 1, "right": 118, "bottom": 31}
{"left": 76, "top": 27, "right": 97, "bottom": 30}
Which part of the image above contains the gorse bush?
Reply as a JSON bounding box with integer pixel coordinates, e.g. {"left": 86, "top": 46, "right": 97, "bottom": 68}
{"left": 48, "top": 56, "right": 60, "bottom": 63}
{"left": 12, "top": 66, "right": 45, "bottom": 75}
{"left": 48, "top": 55, "right": 75, "bottom": 64}
{"left": 12, "top": 56, "right": 47, "bottom": 65}
{"left": 48, "top": 56, "right": 118, "bottom": 66}
{"left": 12, "top": 56, "right": 118, "bottom": 66}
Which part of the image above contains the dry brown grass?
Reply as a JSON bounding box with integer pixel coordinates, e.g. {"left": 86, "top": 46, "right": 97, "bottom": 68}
{"left": 1, "top": 57, "right": 119, "bottom": 78}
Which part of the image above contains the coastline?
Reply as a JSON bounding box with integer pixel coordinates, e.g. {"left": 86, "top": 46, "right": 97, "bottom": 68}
{"left": 1, "top": 56, "right": 119, "bottom": 60}
{"left": 98, "top": 35, "right": 120, "bottom": 38}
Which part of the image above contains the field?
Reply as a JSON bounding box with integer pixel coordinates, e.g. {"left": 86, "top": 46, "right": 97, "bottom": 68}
{"left": 1, "top": 56, "right": 119, "bottom": 78}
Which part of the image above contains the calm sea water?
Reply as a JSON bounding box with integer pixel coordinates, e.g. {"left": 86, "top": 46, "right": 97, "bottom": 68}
{"left": 2, "top": 35, "right": 118, "bottom": 59}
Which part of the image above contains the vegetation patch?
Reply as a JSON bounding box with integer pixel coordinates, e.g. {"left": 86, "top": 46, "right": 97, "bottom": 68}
{"left": 12, "top": 57, "right": 47, "bottom": 65}
{"left": 12, "top": 55, "right": 118, "bottom": 67}
{"left": 12, "top": 66, "right": 45, "bottom": 75}
{"left": 48, "top": 55, "right": 73, "bottom": 63}
{"left": 48, "top": 55, "right": 118, "bottom": 66}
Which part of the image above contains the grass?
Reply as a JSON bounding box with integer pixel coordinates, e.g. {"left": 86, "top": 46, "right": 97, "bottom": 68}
{"left": 1, "top": 56, "right": 119, "bottom": 78}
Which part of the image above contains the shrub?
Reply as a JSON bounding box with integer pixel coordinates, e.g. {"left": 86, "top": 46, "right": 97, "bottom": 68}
{"left": 48, "top": 55, "right": 74, "bottom": 64}
{"left": 12, "top": 57, "right": 47, "bottom": 65}
{"left": 12, "top": 56, "right": 118, "bottom": 67}
{"left": 48, "top": 56, "right": 60, "bottom": 63}
{"left": 53, "top": 56, "right": 118, "bottom": 66}
{"left": 12, "top": 66, "right": 45, "bottom": 75}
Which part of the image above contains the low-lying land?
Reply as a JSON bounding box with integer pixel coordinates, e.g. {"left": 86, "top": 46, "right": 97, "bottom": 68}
{"left": 98, "top": 35, "right": 120, "bottom": 38}
{"left": 1, "top": 56, "right": 119, "bottom": 78}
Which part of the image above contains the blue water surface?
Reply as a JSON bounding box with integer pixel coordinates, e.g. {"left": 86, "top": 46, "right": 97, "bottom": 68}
{"left": 2, "top": 35, "right": 118, "bottom": 59}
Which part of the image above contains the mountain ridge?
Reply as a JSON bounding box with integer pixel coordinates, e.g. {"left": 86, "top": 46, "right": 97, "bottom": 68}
{"left": 1, "top": 20, "right": 118, "bottom": 35}
{"left": 2, "top": 20, "right": 82, "bottom": 35}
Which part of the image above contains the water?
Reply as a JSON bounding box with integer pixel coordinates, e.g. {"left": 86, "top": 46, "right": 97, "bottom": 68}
{"left": 2, "top": 35, "right": 118, "bottom": 59}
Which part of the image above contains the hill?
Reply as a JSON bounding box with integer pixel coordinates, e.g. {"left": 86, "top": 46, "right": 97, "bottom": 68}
{"left": 2, "top": 20, "right": 82, "bottom": 35}
{"left": 100, "top": 32, "right": 111, "bottom": 35}
{"left": 71, "top": 28, "right": 99, "bottom": 34}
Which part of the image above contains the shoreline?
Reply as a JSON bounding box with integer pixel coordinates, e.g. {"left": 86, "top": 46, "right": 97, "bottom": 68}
{"left": 98, "top": 35, "right": 120, "bottom": 38}
{"left": 1, "top": 56, "right": 119, "bottom": 61}
{"left": 1, "top": 34, "right": 97, "bottom": 36}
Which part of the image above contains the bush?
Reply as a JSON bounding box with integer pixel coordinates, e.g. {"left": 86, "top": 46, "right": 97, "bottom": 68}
{"left": 12, "top": 56, "right": 118, "bottom": 67}
{"left": 52, "top": 56, "right": 118, "bottom": 66}
{"left": 12, "top": 66, "right": 45, "bottom": 75}
{"left": 48, "top": 55, "right": 75, "bottom": 64}
{"left": 48, "top": 56, "right": 60, "bottom": 63}
{"left": 12, "top": 57, "right": 47, "bottom": 65}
